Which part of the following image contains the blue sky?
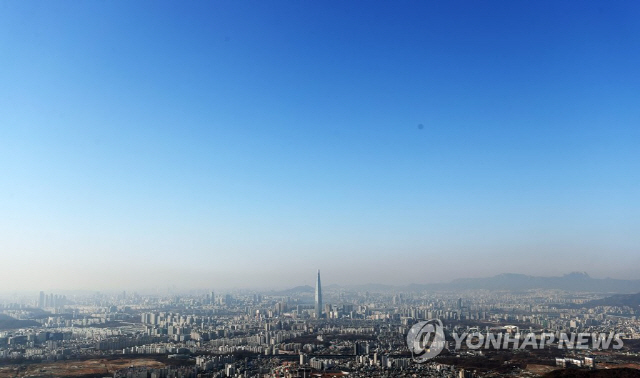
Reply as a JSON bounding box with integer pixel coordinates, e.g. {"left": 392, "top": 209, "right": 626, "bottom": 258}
{"left": 1, "top": 1, "right": 639, "bottom": 291}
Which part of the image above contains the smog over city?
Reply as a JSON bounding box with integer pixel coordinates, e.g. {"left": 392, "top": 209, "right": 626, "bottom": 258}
{"left": 1, "top": 1, "right": 639, "bottom": 377}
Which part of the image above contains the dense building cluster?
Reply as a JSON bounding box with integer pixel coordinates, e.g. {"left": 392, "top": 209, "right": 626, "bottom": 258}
{"left": 1, "top": 273, "right": 639, "bottom": 377}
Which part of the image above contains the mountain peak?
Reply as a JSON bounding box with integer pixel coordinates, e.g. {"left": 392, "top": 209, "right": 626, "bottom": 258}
{"left": 564, "top": 272, "right": 591, "bottom": 279}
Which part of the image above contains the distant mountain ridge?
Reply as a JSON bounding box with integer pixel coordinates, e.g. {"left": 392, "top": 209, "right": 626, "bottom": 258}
{"left": 270, "top": 285, "right": 314, "bottom": 295}
{"left": 275, "top": 272, "right": 640, "bottom": 294}
{"left": 584, "top": 292, "right": 640, "bottom": 308}
{"left": 440, "top": 272, "right": 640, "bottom": 293}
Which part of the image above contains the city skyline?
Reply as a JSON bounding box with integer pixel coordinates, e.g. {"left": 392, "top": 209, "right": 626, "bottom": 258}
{"left": 3, "top": 274, "right": 636, "bottom": 377}
{"left": 1, "top": 1, "right": 639, "bottom": 376}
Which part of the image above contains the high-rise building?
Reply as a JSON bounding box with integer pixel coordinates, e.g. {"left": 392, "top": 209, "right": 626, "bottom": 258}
{"left": 39, "top": 291, "right": 45, "bottom": 308}
{"left": 315, "top": 269, "right": 322, "bottom": 318}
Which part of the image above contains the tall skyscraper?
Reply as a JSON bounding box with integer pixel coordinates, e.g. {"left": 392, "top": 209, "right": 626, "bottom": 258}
{"left": 38, "top": 291, "right": 45, "bottom": 309}
{"left": 315, "top": 269, "right": 322, "bottom": 318}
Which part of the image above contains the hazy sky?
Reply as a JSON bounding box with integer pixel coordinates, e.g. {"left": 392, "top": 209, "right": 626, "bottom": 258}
{"left": 1, "top": 1, "right": 639, "bottom": 292}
